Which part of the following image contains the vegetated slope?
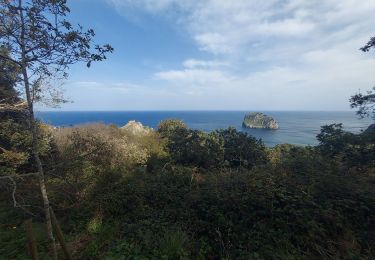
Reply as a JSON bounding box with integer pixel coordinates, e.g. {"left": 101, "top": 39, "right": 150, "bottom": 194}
{"left": 1, "top": 120, "right": 374, "bottom": 259}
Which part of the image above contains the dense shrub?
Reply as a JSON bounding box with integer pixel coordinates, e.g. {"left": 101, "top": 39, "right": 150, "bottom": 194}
{"left": 84, "top": 167, "right": 375, "bottom": 259}
{"left": 158, "top": 121, "right": 267, "bottom": 169}
{"left": 1, "top": 120, "right": 375, "bottom": 259}
{"left": 168, "top": 129, "right": 224, "bottom": 168}
{"left": 268, "top": 144, "right": 325, "bottom": 176}
{"left": 216, "top": 127, "right": 267, "bottom": 168}
{"left": 46, "top": 124, "right": 168, "bottom": 211}
{"left": 157, "top": 119, "right": 188, "bottom": 138}
{"left": 317, "top": 124, "right": 375, "bottom": 170}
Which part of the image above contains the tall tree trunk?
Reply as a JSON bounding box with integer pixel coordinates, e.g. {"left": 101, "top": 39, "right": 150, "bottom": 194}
{"left": 23, "top": 75, "right": 58, "bottom": 260}
{"left": 18, "top": 1, "right": 58, "bottom": 259}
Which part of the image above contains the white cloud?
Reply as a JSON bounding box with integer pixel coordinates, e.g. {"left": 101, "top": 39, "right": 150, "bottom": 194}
{"left": 108, "top": 0, "right": 375, "bottom": 55}
{"left": 182, "top": 59, "right": 228, "bottom": 69}
{"left": 253, "top": 18, "right": 316, "bottom": 36}
{"left": 107, "top": 0, "right": 178, "bottom": 13}
{"left": 194, "top": 33, "right": 232, "bottom": 54}
{"left": 155, "top": 69, "right": 232, "bottom": 86}
{"left": 105, "top": 0, "right": 375, "bottom": 110}
{"left": 70, "top": 81, "right": 141, "bottom": 93}
{"left": 73, "top": 81, "right": 101, "bottom": 87}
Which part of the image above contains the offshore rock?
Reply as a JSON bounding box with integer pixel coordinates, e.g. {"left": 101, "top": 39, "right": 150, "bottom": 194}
{"left": 242, "top": 112, "right": 279, "bottom": 130}
{"left": 121, "top": 120, "right": 152, "bottom": 135}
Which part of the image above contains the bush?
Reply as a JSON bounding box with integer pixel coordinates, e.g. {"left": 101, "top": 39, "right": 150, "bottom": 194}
{"left": 48, "top": 124, "right": 166, "bottom": 211}
{"left": 157, "top": 119, "right": 188, "bottom": 138}
{"left": 158, "top": 120, "right": 224, "bottom": 168}
{"left": 158, "top": 121, "right": 267, "bottom": 169}
{"left": 82, "top": 166, "right": 375, "bottom": 258}
{"left": 1, "top": 120, "right": 375, "bottom": 259}
{"left": 317, "top": 124, "right": 375, "bottom": 171}
{"left": 216, "top": 127, "right": 267, "bottom": 168}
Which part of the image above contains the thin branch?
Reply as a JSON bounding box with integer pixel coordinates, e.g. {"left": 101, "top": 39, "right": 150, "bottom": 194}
{"left": 4, "top": 176, "right": 37, "bottom": 217}
{"left": 0, "top": 53, "right": 22, "bottom": 66}
{"left": 8, "top": 176, "right": 17, "bottom": 207}
{"left": 0, "top": 172, "right": 40, "bottom": 180}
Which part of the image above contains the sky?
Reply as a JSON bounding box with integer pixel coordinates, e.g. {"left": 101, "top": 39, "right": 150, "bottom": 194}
{"left": 40, "top": 0, "right": 375, "bottom": 111}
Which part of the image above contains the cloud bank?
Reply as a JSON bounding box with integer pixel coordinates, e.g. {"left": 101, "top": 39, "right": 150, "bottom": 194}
{"left": 103, "top": 0, "right": 375, "bottom": 110}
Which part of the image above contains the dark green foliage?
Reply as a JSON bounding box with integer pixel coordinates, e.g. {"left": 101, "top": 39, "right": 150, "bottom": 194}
{"left": 352, "top": 38, "right": 375, "bottom": 119}
{"left": 216, "top": 127, "right": 267, "bottom": 168}
{"left": 158, "top": 119, "right": 224, "bottom": 168}
{"left": 1, "top": 120, "right": 375, "bottom": 259}
{"left": 0, "top": 117, "right": 31, "bottom": 175}
{"left": 317, "top": 124, "right": 375, "bottom": 170}
{"left": 269, "top": 144, "right": 323, "bottom": 176}
{"left": 360, "top": 36, "right": 375, "bottom": 52}
{"left": 317, "top": 123, "right": 354, "bottom": 157}
{"left": 0, "top": 47, "right": 20, "bottom": 104}
{"left": 157, "top": 119, "right": 188, "bottom": 138}
{"left": 350, "top": 87, "right": 375, "bottom": 119}
{"left": 81, "top": 166, "right": 375, "bottom": 259}
{"left": 0, "top": 47, "right": 29, "bottom": 175}
{"left": 158, "top": 121, "right": 267, "bottom": 169}
{"left": 168, "top": 129, "right": 224, "bottom": 168}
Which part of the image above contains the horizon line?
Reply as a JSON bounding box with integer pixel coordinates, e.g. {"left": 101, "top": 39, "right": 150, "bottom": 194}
{"left": 36, "top": 109, "right": 356, "bottom": 112}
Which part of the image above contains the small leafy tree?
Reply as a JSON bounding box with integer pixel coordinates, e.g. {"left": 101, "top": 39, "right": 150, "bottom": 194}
{"left": 317, "top": 124, "right": 375, "bottom": 170}
{"left": 350, "top": 87, "right": 375, "bottom": 119}
{"left": 157, "top": 119, "right": 188, "bottom": 138}
{"left": 158, "top": 120, "right": 224, "bottom": 168}
{"left": 216, "top": 127, "right": 267, "bottom": 168}
{"left": 317, "top": 124, "right": 350, "bottom": 157}
{"left": 0, "top": 0, "right": 113, "bottom": 258}
{"left": 0, "top": 46, "right": 24, "bottom": 110}
{"left": 350, "top": 37, "right": 375, "bottom": 119}
{"left": 360, "top": 36, "right": 375, "bottom": 53}
{"left": 0, "top": 47, "right": 30, "bottom": 175}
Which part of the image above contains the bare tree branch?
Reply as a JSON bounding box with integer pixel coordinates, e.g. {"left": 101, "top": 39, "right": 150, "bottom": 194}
{"left": 0, "top": 53, "right": 21, "bottom": 66}
{"left": 3, "top": 175, "right": 37, "bottom": 217}
{"left": 0, "top": 172, "right": 40, "bottom": 180}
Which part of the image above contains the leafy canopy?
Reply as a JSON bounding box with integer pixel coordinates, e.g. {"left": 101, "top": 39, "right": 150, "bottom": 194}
{"left": 0, "top": 0, "right": 113, "bottom": 106}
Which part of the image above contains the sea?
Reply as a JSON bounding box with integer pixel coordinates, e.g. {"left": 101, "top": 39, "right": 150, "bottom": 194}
{"left": 36, "top": 111, "right": 374, "bottom": 147}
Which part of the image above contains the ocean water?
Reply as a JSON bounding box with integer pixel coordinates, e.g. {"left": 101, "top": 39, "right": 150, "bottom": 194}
{"left": 36, "top": 111, "right": 374, "bottom": 146}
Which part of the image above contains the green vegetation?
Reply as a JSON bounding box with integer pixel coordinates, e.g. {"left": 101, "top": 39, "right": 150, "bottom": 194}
{"left": 1, "top": 0, "right": 113, "bottom": 257}
{"left": 1, "top": 117, "right": 374, "bottom": 259}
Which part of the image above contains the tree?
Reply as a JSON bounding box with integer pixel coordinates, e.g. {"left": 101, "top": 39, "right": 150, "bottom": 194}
{"left": 0, "top": 47, "right": 25, "bottom": 110}
{"left": 360, "top": 37, "right": 375, "bottom": 53}
{"left": 350, "top": 87, "right": 375, "bottom": 119}
{"left": 157, "top": 120, "right": 225, "bottom": 168}
{"left": 317, "top": 124, "right": 351, "bottom": 157}
{"left": 0, "top": 1, "right": 113, "bottom": 258}
{"left": 157, "top": 119, "right": 188, "bottom": 138}
{"left": 216, "top": 127, "right": 267, "bottom": 168}
{"left": 317, "top": 124, "right": 375, "bottom": 170}
{"left": 350, "top": 37, "right": 375, "bottom": 119}
{"left": 0, "top": 47, "right": 30, "bottom": 176}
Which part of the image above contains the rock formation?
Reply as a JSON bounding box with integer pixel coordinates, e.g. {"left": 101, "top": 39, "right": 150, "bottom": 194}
{"left": 242, "top": 112, "right": 279, "bottom": 130}
{"left": 121, "top": 120, "right": 152, "bottom": 135}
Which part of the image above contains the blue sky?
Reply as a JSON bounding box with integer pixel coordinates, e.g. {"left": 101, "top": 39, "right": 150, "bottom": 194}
{"left": 41, "top": 0, "right": 375, "bottom": 111}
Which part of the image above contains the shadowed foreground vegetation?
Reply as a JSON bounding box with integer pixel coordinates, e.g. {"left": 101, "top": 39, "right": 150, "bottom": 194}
{"left": 1, "top": 117, "right": 375, "bottom": 259}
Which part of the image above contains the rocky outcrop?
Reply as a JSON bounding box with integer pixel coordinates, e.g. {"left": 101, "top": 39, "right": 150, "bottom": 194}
{"left": 242, "top": 112, "right": 279, "bottom": 130}
{"left": 121, "top": 120, "right": 152, "bottom": 135}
